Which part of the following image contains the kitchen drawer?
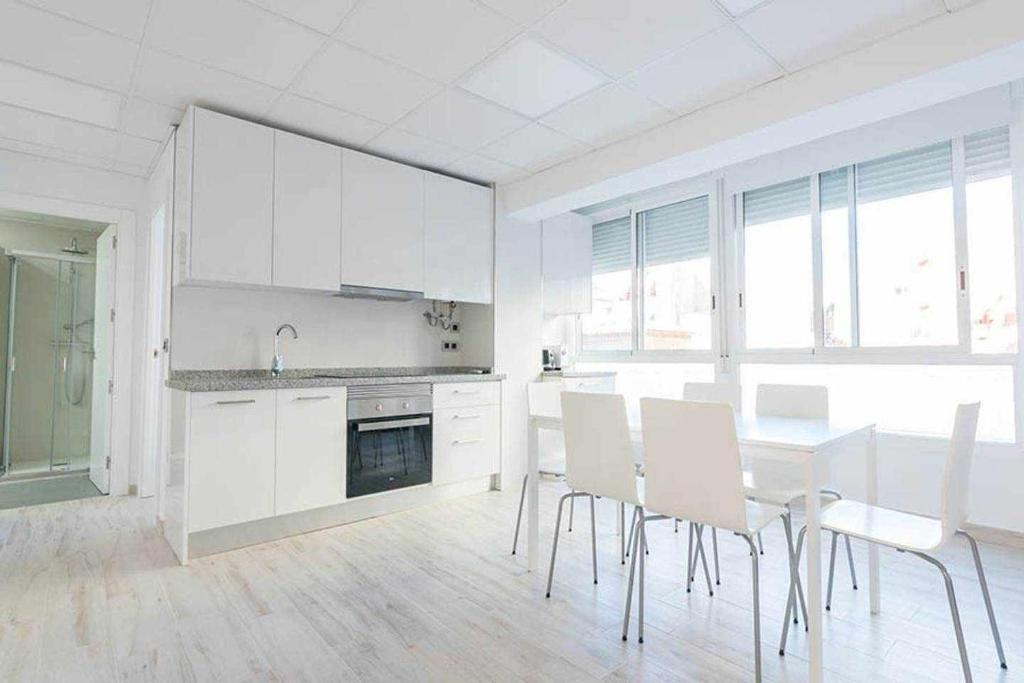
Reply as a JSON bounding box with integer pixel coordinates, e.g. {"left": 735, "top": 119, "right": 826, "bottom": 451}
{"left": 433, "top": 381, "right": 500, "bottom": 409}
{"left": 433, "top": 405, "right": 499, "bottom": 485}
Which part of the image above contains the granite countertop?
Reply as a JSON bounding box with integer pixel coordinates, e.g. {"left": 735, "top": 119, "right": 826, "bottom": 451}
{"left": 542, "top": 369, "right": 617, "bottom": 378}
{"left": 167, "top": 367, "right": 505, "bottom": 392}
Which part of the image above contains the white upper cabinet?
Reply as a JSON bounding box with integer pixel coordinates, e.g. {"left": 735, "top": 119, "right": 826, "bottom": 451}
{"left": 190, "top": 108, "right": 274, "bottom": 286}
{"left": 542, "top": 212, "right": 593, "bottom": 315}
{"left": 341, "top": 149, "right": 425, "bottom": 293}
{"left": 424, "top": 173, "right": 493, "bottom": 304}
{"left": 273, "top": 131, "right": 342, "bottom": 291}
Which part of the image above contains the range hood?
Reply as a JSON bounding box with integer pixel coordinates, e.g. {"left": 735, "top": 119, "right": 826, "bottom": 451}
{"left": 336, "top": 284, "right": 424, "bottom": 302}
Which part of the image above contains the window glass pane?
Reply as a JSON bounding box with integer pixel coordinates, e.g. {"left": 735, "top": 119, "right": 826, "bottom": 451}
{"left": 580, "top": 216, "right": 632, "bottom": 352}
{"left": 575, "top": 362, "right": 714, "bottom": 425}
{"left": 640, "top": 196, "right": 711, "bottom": 350}
{"left": 739, "top": 363, "right": 1014, "bottom": 442}
{"left": 965, "top": 127, "right": 1017, "bottom": 353}
{"left": 855, "top": 142, "right": 957, "bottom": 347}
{"left": 820, "top": 168, "right": 852, "bottom": 347}
{"left": 743, "top": 177, "right": 813, "bottom": 348}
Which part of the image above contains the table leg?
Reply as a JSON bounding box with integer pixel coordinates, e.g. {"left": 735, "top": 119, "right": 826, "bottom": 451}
{"left": 805, "top": 453, "right": 824, "bottom": 683}
{"left": 866, "top": 428, "right": 880, "bottom": 614}
{"left": 527, "top": 419, "right": 540, "bottom": 572}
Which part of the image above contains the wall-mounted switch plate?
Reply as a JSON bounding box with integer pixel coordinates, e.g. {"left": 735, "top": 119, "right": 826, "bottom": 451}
{"left": 442, "top": 340, "right": 459, "bottom": 352}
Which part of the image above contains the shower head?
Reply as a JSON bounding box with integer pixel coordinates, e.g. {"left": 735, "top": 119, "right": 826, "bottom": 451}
{"left": 60, "top": 237, "right": 89, "bottom": 255}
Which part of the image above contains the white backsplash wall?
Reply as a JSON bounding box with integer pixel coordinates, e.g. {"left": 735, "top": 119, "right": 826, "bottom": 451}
{"left": 170, "top": 285, "right": 492, "bottom": 370}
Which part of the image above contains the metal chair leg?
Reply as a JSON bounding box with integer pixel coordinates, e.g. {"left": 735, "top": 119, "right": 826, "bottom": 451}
{"left": 546, "top": 492, "right": 582, "bottom": 598}
{"left": 779, "top": 513, "right": 802, "bottom": 655}
{"left": 511, "top": 473, "right": 528, "bottom": 555}
{"left": 743, "top": 534, "right": 762, "bottom": 682}
{"left": 686, "top": 522, "right": 694, "bottom": 591}
{"left": 589, "top": 495, "right": 598, "bottom": 585}
{"left": 620, "top": 502, "right": 626, "bottom": 565}
{"left": 958, "top": 531, "right": 1007, "bottom": 669}
{"left": 622, "top": 511, "right": 644, "bottom": 641}
{"left": 694, "top": 525, "right": 714, "bottom": 596}
{"left": 757, "top": 531, "right": 764, "bottom": 555}
{"left": 907, "top": 550, "right": 973, "bottom": 683}
{"left": 844, "top": 534, "right": 858, "bottom": 590}
{"left": 712, "top": 527, "right": 721, "bottom": 586}
{"left": 568, "top": 490, "right": 575, "bottom": 532}
{"left": 781, "top": 526, "right": 809, "bottom": 636}
{"left": 826, "top": 531, "right": 838, "bottom": 611}
{"left": 626, "top": 505, "right": 638, "bottom": 557}
{"left": 638, "top": 520, "right": 647, "bottom": 643}
{"left": 675, "top": 518, "right": 679, "bottom": 533}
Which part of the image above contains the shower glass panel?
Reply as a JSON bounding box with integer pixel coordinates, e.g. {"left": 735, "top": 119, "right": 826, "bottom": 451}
{"left": 2, "top": 254, "right": 96, "bottom": 477}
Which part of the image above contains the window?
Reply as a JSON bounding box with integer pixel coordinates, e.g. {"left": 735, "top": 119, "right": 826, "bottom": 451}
{"left": 820, "top": 168, "right": 853, "bottom": 347}
{"left": 742, "top": 177, "right": 814, "bottom": 348}
{"left": 965, "top": 127, "right": 1017, "bottom": 353}
{"left": 579, "top": 216, "right": 632, "bottom": 352}
{"left": 855, "top": 142, "right": 957, "bottom": 347}
{"left": 639, "top": 196, "right": 712, "bottom": 350}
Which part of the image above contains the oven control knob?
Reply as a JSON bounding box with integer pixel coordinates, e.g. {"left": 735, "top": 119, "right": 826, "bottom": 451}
{"left": 375, "top": 403, "right": 383, "bottom": 412}
{"left": 402, "top": 401, "right": 410, "bottom": 410}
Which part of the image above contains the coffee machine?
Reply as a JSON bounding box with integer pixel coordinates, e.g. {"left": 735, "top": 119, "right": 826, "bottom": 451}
{"left": 542, "top": 345, "right": 565, "bottom": 371}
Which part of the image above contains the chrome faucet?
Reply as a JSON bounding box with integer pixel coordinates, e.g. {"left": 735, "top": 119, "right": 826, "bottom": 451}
{"left": 271, "top": 323, "right": 298, "bottom": 377}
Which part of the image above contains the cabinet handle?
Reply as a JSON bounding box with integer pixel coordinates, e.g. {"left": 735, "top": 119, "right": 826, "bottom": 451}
{"left": 452, "top": 438, "right": 483, "bottom": 445}
{"left": 296, "top": 395, "right": 331, "bottom": 401}
{"left": 216, "top": 399, "right": 256, "bottom": 406}
{"left": 451, "top": 414, "right": 481, "bottom": 420}
{"left": 452, "top": 389, "right": 480, "bottom": 395}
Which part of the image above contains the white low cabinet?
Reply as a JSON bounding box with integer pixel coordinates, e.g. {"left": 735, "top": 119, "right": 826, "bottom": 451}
{"left": 424, "top": 172, "right": 493, "bottom": 304}
{"left": 275, "top": 387, "right": 347, "bottom": 515}
{"left": 433, "top": 382, "right": 500, "bottom": 485}
{"left": 188, "top": 391, "right": 276, "bottom": 532}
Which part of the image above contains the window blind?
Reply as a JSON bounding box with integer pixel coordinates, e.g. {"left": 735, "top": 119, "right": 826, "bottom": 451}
{"left": 591, "top": 216, "right": 631, "bottom": 274}
{"left": 641, "top": 195, "right": 709, "bottom": 267}
{"left": 965, "top": 126, "right": 1010, "bottom": 182}
{"left": 856, "top": 141, "right": 951, "bottom": 203}
{"left": 820, "top": 167, "right": 849, "bottom": 212}
{"left": 743, "top": 177, "right": 810, "bottom": 226}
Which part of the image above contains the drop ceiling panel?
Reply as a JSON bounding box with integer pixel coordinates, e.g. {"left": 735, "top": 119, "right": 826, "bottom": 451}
{"left": 716, "top": 0, "right": 770, "bottom": 17}
{"left": 0, "top": 2, "right": 138, "bottom": 92}
{"left": 537, "top": 0, "right": 728, "bottom": 77}
{"left": 461, "top": 38, "right": 606, "bottom": 118}
{"left": 122, "top": 98, "right": 183, "bottom": 142}
{"left": 115, "top": 134, "right": 162, "bottom": 168}
{"left": 363, "top": 128, "right": 464, "bottom": 169}
{"left": 444, "top": 153, "right": 522, "bottom": 184}
{"left": 247, "top": 0, "right": 358, "bottom": 34}
{"left": 0, "top": 61, "right": 122, "bottom": 128}
{"left": 398, "top": 89, "right": 529, "bottom": 150}
{"left": 0, "top": 103, "right": 119, "bottom": 161}
{"left": 337, "top": 0, "right": 519, "bottom": 83}
{"left": 294, "top": 42, "right": 439, "bottom": 124}
{"left": 18, "top": 0, "right": 151, "bottom": 41}
{"left": 542, "top": 83, "right": 672, "bottom": 147}
{"left": 264, "top": 94, "right": 385, "bottom": 147}
{"left": 133, "top": 49, "right": 281, "bottom": 115}
{"left": 738, "top": 0, "right": 946, "bottom": 72}
{"left": 147, "top": 0, "right": 323, "bottom": 87}
{"left": 477, "top": 0, "right": 566, "bottom": 26}
{"left": 625, "top": 24, "right": 783, "bottom": 115}
{"left": 481, "top": 122, "right": 588, "bottom": 170}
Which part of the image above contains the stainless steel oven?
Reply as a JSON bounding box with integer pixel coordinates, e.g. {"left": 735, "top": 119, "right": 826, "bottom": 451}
{"left": 346, "top": 384, "right": 432, "bottom": 499}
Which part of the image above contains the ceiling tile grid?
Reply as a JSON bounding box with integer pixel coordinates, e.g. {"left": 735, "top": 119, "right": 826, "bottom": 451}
{"left": 0, "top": 0, "right": 986, "bottom": 183}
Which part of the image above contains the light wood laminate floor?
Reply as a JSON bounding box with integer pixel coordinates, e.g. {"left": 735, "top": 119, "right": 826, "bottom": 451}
{"left": 0, "top": 480, "right": 1021, "bottom": 682}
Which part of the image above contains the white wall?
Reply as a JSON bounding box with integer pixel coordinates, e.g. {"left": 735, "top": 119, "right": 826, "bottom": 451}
{"left": 170, "top": 285, "right": 491, "bottom": 370}
{"left": 494, "top": 215, "right": 543, "bottom": 485}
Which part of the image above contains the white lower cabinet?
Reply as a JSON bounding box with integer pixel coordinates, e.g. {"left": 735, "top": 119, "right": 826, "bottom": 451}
{"left": 188, "top": 391, "right": 276, "bottom": 532}
{"left": 433, "top": 402, "right": 500, "bottom": 485}
{"left": 275, "top": 387, "right": 347, "bottom": 515}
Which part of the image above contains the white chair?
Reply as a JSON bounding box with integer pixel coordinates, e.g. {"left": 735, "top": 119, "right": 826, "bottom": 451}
{"left": 781, "top": 403, "right": 1006, "bottom": 681}
{"left": 626, "top": 398, "right": 797, "bottom": 683}
{"left": 749, "top": 384, "right": 857, "bottom": 616}
{"left": 545, "top": 391, "right": 644, "bottom": 598}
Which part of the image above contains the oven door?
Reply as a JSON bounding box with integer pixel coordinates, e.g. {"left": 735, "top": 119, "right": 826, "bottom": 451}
{"left": 346, "top": 414, "right": 432, "bottom": 499}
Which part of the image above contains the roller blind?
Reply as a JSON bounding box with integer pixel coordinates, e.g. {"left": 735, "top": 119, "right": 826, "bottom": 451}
{"left": 591, "top": 216, "right": 631, "bottom": 274}
{"left": 965, "top": 126, "right": 1010, "bottom": 182}
{"left": 641, "top": 195, "right": 709, "bottom": 267}
{"left": 820, "top": 167, "right": 849, "bottom": 212}
{"left": 743, "top": 176, "right": 810, "bottom": 226}
{"left": 856, "top": 141, "right": 951, "bottom": 203}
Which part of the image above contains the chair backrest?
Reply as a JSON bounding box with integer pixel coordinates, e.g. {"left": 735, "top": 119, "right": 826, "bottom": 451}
{"left": 527, "top": 381, "right": 563, "bottom": 419}
{"left": 684, "top": 381, "right": 741, "bottom": 409}
{"left": 640, "top": 398, "right": 749, "bottom": 534}
{"left": 756, "top": 384, "right": 829, "bottom": 419}
{"left": 561, "top": 392, "right": 641, "bottom": 506}
{"left": 940, "top": 402, "right": 981, "bottom": 542}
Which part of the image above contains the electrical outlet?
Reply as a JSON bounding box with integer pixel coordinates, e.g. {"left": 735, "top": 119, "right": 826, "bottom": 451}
{"left": 442, "top": 340, "right": 459, "bottom": 353}
{"left": 451, "top": 322, "right": 460, "bottom": 333}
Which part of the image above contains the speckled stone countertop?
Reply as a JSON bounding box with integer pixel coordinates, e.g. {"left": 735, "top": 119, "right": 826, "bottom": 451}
{"left": 541, "top": 369, "right": 617, "bottom": 378}
{"left": 166, "top": 367, "right": 505, "bottom": 392}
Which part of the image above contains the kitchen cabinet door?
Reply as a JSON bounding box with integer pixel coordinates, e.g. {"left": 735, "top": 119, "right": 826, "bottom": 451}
{"left": 191, "top": 108, "right": 274, "bottom": 286}
{"left": 433, "top": 404, "right": 500, "bottom": 485}
{"left": 275, "top": 387, "right": 347, "bottom": 515}
{"left": 341, "top": 149, "right": 424, "bottom": 293}
{"left": 542, "top": 212, "right": 592, "bottom": 315}
{"left": 188, "top": 391, "right": 276, "bottom": 531}
{"left": 273, "top": 131, "right": 342, "bottom": 291}
{"left": 424, "top": 173, "right": 493, "bottom": 303}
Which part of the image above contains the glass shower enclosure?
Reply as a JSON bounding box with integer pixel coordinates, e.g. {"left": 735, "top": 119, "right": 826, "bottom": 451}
{"left": 0, "top": 251, "right": 96, "bottom": 477}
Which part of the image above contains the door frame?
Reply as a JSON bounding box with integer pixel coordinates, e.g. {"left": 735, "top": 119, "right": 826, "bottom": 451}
{"left": 0, "top": 190, "right": 136, "bottom": 496}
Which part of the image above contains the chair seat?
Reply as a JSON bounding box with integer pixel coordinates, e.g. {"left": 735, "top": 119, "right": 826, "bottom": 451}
{"left": 538, "top": 460, "right": 566, "bottom": 477}
{"left": 745, "top": 500, "right": 787, "bottom": 534}
{"left": 820, "top": 499, "right": 945, "bottom": 553}
{"left": 743, "top": 471, "right": 803, "bottom": 506}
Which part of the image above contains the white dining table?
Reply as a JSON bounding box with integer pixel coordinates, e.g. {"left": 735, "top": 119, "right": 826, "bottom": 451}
{"left": 525, "top": 410, "right": 878, "bottom": 683}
